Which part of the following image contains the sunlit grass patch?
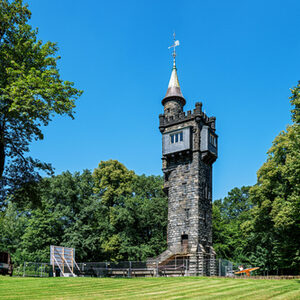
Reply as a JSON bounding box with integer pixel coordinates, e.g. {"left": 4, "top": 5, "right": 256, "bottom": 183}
{"left": 0, "top": 276, "right": 299, "bottom": 299}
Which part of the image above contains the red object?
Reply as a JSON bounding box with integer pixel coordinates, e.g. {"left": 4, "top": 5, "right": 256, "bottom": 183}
{"left": 235, "top": 267, "right": 260, "bottom": 277}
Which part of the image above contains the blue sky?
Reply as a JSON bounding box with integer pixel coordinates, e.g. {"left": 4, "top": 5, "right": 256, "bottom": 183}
{"left": 26, "top": 0, "right": 300, "bottom": 200}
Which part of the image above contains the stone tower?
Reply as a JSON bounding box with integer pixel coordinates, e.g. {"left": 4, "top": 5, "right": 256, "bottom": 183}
{"left": 157, "top": 39, "right": 218, "bottom": 276}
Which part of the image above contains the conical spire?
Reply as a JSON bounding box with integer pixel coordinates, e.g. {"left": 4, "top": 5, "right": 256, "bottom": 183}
{"left": 162, "top": 34, "right": 186, "bottom": 106}
{"left": 164, "top": 65, "right": 184, "bottom": 99}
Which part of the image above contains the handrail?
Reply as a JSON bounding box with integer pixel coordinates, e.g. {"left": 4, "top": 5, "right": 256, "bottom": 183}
{"left": 159, "top": 264, "right": 185, "bottom": 270}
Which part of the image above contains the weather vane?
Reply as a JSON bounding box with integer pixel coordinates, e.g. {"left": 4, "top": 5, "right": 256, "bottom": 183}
{"left": 168, "top": 32, "right": 180, "bottom": 67}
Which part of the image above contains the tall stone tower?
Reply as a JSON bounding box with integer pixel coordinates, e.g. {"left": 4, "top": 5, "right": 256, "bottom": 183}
{"left": 157, "top": 38, "right": 218, "bottom": 276}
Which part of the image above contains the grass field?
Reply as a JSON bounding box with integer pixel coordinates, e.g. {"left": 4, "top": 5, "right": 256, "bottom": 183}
{"left": 0, "top": 276, "right": 299, "bottom": 299}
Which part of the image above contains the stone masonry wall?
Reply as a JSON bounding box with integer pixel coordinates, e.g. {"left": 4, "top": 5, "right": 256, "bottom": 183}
{"left": 159, "top": 101, "right": 217, "bottom": 275}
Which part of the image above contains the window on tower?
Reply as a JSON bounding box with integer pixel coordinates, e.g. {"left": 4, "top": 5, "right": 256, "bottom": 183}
{"left": 162, "top": 126, "right": 191, "bottom": 155}
{"left": 180, "top": 131, "right": 183, "bottom": 141}
{"left": 170, "top": 131, "right": 183, "bottom": 144}
{"left": 209, "top": 133, "right": 217, "bottom": 147}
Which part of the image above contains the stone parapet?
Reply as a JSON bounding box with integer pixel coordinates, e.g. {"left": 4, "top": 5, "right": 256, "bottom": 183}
{"left": 159, "top": 102, "right": 216, "bottom": 133}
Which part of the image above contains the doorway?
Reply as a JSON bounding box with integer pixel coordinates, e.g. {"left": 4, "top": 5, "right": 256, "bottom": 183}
{"left": 181, "top": 234, "right": 188, "bottom": 253}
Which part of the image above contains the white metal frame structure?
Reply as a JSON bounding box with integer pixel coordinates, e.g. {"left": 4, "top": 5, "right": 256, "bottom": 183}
{"left": 50, "top": 245, "right": 80, "bottom": 277}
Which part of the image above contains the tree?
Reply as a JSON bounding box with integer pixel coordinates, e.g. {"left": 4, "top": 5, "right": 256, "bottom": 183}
{"left": 213, "top": 83, "right": 300, "bottom": 274}
{"left": 93, "top": 160, "right": 136, "bottom": 207}
{"left": 1, "top": 161, "right": 167, "bottom": 263}
{"left": 110, "top": 174, "right": 167, "bottom": 261}
{"left": 93, "top": 160, "right": 167, "bottom": 261}
{"left": 0, "top": 201, "right": 28, "bottom": 263}
{"left": 290, "top": 81, "right": 300, "bottom": 124}
{"left": 244, "top": 82, "right": 300, "bottom": 274}
{"left": 20, "top": 170, "right": 101, "bottom": 262}
{"left": 212, "top": 186, "right": 252, "bottom": 261}
{"left": 0, "top": 0, "right": 82, "bottom": 201}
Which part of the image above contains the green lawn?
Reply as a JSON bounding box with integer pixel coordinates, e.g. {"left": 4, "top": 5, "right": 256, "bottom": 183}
{"left": 0, "top": 276, "right": 299, "bottom": 299}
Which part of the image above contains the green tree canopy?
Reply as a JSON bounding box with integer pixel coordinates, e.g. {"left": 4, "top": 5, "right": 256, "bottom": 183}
{"left": 290, "top": 81, "right": 300, "bottom": 124}
{"left": 20, "top": 170, "right": 98, "bottom": 262}
{"left": 212, "top": 186, "right": 252, "bottom": 261}
{"left": 213, "top": 82, "right": 300, "bottom": 275}
{"left": 0, "top": 0, "right": 82, "bottom": 202}
{"left": 1, "top": 161, "right": 167, "bottom": 264}
{"left": 240, "top": 82, "right": 300, "bottom": 274}
{"left": 93, "top": 160, "right": 136, "bottom": 207}
{"left": 93, "top": 160, "right": 167, "bottom": 261}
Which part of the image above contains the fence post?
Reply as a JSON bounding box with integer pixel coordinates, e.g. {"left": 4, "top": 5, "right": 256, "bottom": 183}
{"left": 156, "top": 260, "right": 159, "bottom": 277}
{"left": 219, "top": 259, "right": 221, "bottom": 276}
{"left": 128, "top": 261, "right": 131, "bottom": 278}
{"left": 23, "top": 262, "right": 26, "bottom": 277}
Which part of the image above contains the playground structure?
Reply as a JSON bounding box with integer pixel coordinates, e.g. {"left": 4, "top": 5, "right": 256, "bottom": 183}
{"left": 235, "top": 267, "right": 260, "bottom": 277}
{"left": 50, "top": 245, "right": 80, "bottom": 277}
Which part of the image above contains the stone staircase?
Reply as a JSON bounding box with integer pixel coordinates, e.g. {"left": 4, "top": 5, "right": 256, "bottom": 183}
{"left": 155, "top": 249, "right": 174, "bottom": 264}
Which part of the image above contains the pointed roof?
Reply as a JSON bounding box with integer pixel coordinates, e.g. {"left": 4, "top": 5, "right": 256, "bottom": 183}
{"left": 162, "top": 65, "right": 186, "bottom": 106}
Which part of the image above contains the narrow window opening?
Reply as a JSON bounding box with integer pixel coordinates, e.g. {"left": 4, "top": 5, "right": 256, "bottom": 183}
{"left": 165, "top": 173, "right": 169, "bottom": 182}
{"left": 182, "top": 182, "right": 187, "bottom": 194}
{"left": 171, "top": 134, "right": 174, "bottom": 143}
{"left": 209, "top": 133, "right": 216, "bottom": 147}
{"left": 180, "top": 131, "right": 183, "bottom": 141}
{"left": 185, "top": 208, "right": 189, "bottom": 219}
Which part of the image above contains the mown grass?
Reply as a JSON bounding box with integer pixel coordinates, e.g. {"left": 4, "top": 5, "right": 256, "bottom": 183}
{"left": 0, "top": 276, "right": 299, "bottom": 299}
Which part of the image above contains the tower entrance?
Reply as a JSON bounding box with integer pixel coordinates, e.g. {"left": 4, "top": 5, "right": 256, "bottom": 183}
{"left": 181, "top": 234, "right": 188, "bottom": 253}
